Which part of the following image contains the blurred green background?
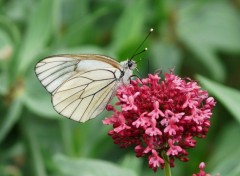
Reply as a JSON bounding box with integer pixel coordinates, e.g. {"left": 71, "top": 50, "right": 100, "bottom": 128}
{"left": 0, "top": 0, "right": 240, "bottom": 175}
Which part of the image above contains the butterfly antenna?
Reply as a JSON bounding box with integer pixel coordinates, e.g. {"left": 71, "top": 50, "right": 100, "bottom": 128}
{"left": 130, "top": 28, "right": 153, "bottom": 60}
{"left": 131, "top": 48, "right": 148, "bottom": 61}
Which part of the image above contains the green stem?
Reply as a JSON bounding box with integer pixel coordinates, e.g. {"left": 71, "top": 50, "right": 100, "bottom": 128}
{"left": 163, "top": 152, "right": 172, "bottom": 176}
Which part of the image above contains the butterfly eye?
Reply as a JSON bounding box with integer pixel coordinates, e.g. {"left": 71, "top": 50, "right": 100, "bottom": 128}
{"left": 128, "top": 61, "right": 133, "bottom": 68}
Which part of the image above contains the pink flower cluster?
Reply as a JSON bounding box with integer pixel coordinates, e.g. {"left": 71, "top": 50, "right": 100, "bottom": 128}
{"left": 103, "top": 72, "right": 216, "bottom": 172}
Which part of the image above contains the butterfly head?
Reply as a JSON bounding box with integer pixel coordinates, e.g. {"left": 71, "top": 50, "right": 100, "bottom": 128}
{"left": 121, "top": 59, "right": 137, "bottom": 71}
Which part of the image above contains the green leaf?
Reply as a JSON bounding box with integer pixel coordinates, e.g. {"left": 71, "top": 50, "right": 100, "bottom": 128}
{"left": 24, "top": 123, "right": 47, "bottom": 176}
{"left": 120, "top": 154, "right": 143, "bottom": 175}
{"left": 53, "top": 46, "right": 110, "bottom": 56}
{"left": 60, "top": 8, "right": 108, "bottom": 47}
{"left": 0, "top": 18, "right": 15, "bottom": 60}
{"left": 150, "top": 41, "right": 182, "bottom": 73}
{"left": 188, "top": 44, "right": 226, "bottom": 82}
{"left": 68, "top": 112, "right": 112, "bottom": 157}
{"left": 111, "top": 0, "right": 147, "bottom": 55}
{"left": 197, "top": 75, "right": 240, "bottom": 123}
{"left": 53, "top": 154, "right": 137, "bottom": 176}
{"left": 59, "top": 120, "right": 75, "bottom": 156}
{"left": 177, "top": 1, "right": 240, "bottom": 81}
{"left": 16, "top": 0, "right": 59, "bottom": 75}
{"left": 0, "top": 15, "right": 21, "bottom": 46}
{"left": 209, "top": 123, "right": 240, "bottom": 176}
{"left": 60, "top": 0, "right": 89, "bottom": 24}
{"left": 0, "top": 96, "right": 23, "bottom": 144}
{"left": 2, "top": 0, "right": 36, "bottom": 23}
{"left": 0, "top": 15, "right": 21, "bottom": 93}
{"left": 0, "top": 73, "right": 8, "bottom": 95}
{"left": 0, "top": 29, "right": 11, "bottom": 57}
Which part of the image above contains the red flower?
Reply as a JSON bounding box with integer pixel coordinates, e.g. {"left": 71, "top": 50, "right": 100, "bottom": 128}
{"left": 192, "top": 162, "right": 212, "bottom": 176}
{"left": 103, "top": 71, "right": 216, "bottom": 172}
{"left": 167, "top": 139, "right": 183, "bottom": 156}
{"left": 148, "top": 149, "right": 164, "bottom": 172}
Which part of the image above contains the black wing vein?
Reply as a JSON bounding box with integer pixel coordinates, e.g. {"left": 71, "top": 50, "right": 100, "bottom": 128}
{"left": 87, "top": 81, "right": 117, "bottom": 120}
{"left": 79, "top": 80, "right": 116, "bottom": 121}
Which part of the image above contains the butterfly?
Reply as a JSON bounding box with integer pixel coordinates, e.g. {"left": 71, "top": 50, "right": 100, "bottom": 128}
{"left": 35, "top": 54, "right": 137, "bottom": 122}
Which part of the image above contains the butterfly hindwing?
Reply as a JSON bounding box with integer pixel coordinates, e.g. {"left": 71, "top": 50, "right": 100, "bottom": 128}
{"left": 52, "top": 68, "right": 121, "bottom": 122}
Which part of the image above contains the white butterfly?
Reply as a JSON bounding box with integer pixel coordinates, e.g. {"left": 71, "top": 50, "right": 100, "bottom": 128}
{"left": 35, "top": 54, "right": 137, "bottom": 122}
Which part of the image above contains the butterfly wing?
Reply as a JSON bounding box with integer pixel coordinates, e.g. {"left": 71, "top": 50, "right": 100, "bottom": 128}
{"left": 35, "top": 54, "right": 123, "bottom": 122}
{"left": 52, "top": 68, "right": 121, "bottom": 122}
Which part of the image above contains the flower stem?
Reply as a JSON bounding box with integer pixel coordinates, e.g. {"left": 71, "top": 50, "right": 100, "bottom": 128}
{"left": 163, "top": 152, "right": 172, "bottom": 176}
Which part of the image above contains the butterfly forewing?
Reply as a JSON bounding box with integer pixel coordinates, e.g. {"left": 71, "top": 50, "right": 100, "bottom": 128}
{"left": 35, "top": 57, "right": 79, "bottom": 93}
{"left": 35, "top": 54, "right": 124, "bottom": 122}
